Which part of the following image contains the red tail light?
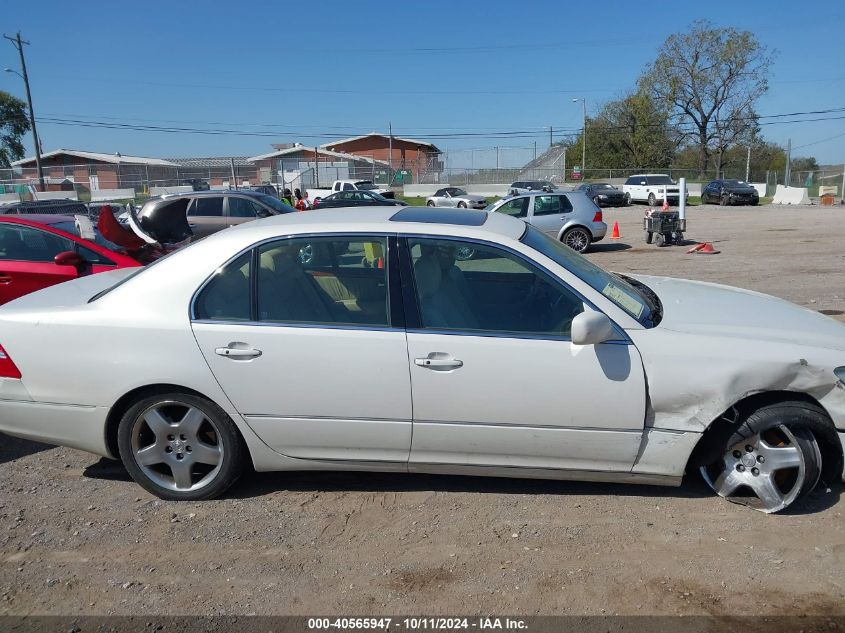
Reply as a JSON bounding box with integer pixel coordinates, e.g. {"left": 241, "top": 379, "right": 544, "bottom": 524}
{"left": 0, "top": 344, "right": 21, "bottom": 379}
{"left": 593, "top": 210, "right": 603, "bottom": 222}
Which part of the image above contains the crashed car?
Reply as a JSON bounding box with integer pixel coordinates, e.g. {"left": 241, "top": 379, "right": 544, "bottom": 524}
{"left": 0, "top": 207, "right": 843, "bottom": 512}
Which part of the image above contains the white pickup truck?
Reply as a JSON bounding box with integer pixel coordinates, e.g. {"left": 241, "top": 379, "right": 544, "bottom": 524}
{"left": 307, "top": 180, "right": 395, "bottom": 202}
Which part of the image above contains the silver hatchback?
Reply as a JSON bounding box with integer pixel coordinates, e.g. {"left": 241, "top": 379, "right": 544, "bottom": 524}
{"left": 486, "top": 191, "right": 607, "bottom": 253}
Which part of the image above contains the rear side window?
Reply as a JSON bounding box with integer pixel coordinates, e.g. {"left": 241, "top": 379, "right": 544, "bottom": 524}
{"left": 228, "top": 197, "right": 261, "bottom": 218}
{"left": 194, "top": 251, "right": 252, "bottom": 321}
{"left": 191, "top": 197, "right": 224, "bottom": 217}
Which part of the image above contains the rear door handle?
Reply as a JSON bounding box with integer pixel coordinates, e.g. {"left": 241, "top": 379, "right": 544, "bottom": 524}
{"left": 215, "top": 344, "right": 262, "bottom": 359}
{"left": 414, "top": 355, "right": 463, "bottom": 370}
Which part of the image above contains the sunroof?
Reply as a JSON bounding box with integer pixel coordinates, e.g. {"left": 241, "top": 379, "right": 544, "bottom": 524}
{"left": 389, "top": 207, "right": 488, "bottom": 226}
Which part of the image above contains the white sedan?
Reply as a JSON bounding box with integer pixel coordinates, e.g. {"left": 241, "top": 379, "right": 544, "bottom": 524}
{"left": 0, "top": 207, "right": 843, "bottom": 512}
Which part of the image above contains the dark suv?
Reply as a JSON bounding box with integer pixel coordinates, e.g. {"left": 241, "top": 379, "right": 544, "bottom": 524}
{"left": 129, "top": 190, "right": 296, "bottom": 244}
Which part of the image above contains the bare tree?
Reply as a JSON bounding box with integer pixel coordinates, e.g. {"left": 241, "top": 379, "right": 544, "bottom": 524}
{"left": 640, "top": 20, "right": 773, "bottom": 178}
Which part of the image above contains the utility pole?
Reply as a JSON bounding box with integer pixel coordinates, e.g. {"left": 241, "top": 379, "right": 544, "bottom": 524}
{"left": 549, "top": 126, "right": 553, "bottom": 147}
{"left": 4, "top": 31, "right": 44, "bottom": 189}
{"left": 784, "top": 138, "right": 792, "bottom": 186}
{"left": 745, "top": 146, "right": 751, "bottom": 182}
{"left": 314, "top": 146, "right": 320, "bottom": 188}
{"left": 573, "top": 98, "right": 586, "bottom": 175}
{"left": 388, "top": 122, "right": 393, "bottom": 185}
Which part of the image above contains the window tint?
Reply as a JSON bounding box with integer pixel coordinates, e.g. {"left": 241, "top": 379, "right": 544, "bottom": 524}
{"left": 532, "top": 195, "right": 572, "bottom": 216}
{"left": 496, "top": 197, "right": 529, "bottom": 218}
{"left": 0, "top": 224, "right": 74, "bottom": 262}
{"left": 257, "top": 236, "right": 389, "bottom": 327}
{"left": 228, "top": 197, "right": 261, "bottom": 218}
{"left": 192, "top": 197, "right": 224, "bottom": 216}
{"left": 624, "top": 177, "right": 638, "bottom": 185}
{"left": 408, "top": 237, "right": 584, "bottom": 337}
{"left": 194, "top": 251, "right": 251, "bottom": 321}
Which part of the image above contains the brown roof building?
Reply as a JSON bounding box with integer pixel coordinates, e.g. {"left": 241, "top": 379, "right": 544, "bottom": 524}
{"left": 320, "top": 133, "right": 442, "bottom": 182}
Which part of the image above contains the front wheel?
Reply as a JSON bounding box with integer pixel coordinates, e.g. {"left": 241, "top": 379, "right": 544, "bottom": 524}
{"left": 720, "top": 194, "right": 730, "bottom": 206}
{"left": 624, "top": 193, "right": 631, "bottom": 206}
{"left": 561, "top": 227, "right": 592, "bottom": 253}
{"left": 457, "top": 201, "right": 467, "bottom": 209}
{"left": 426, "top": 201, "right": 435, "bottom": 207}
{"left": 699, "top": 402, "right": 826, "bottom": 513}
{"left": 647, "top": 193, "right": 656, "bottom": 206}
{"left": 117, "top": 392, "right": 246, "bottom": 500}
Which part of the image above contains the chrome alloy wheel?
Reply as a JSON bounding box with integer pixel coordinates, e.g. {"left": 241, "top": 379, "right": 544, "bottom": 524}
{"left": 130, "top": 401, "right": 224, "bottom": 492}
{"left": 700, "top": 424, "right": 820, "bottom": 513}
{"left": 563, "top": 228, "right": 590, "bottom": 253}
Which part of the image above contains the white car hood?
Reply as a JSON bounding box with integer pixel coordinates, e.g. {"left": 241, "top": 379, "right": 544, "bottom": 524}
{"left": 633, "top": 275, "right": 845, "bottom": 352}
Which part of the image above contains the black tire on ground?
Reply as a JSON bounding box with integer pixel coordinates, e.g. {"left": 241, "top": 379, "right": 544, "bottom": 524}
{"left": 117, "top": 392, "right": 246, "bottom": 501}
{"left": 561, "top": 227, "right": 592, "bottom": 253}
{"left": 426, "top": 201, "right": 435, "bottom": 207}
{"left": 457, "top": 202, "right": 467, "bottom": 208}
{"left": 645, "top": 231, "right": 653, "bottom": 244}
{"left": 700, "top": 401, "right": 830, "bottom": 513}
{"left": 647, "top": 193, "right": 656, "bottom": 206}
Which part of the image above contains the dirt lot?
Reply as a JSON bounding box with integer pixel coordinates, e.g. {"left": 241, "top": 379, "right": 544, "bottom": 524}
{"left": 1, "top": 204, "right": 844, "bottom": 617}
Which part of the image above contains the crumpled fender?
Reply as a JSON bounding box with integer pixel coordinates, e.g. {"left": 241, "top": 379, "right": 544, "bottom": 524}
{"left": 628, "top": 328, "right": 845, "bottom": 433}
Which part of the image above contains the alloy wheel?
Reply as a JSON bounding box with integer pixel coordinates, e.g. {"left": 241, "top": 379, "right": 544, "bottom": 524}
{"left": 700, "top": 424, "right": 819, "bottom": 513}
{"left": 563, "top": 229, "right": 590, "bottom": 253}
{"left": 130, "top": 401, "right": 224, "bottom": 492}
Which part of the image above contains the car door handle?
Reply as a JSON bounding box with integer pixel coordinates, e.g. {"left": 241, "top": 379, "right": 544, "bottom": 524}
{"left": 215, "top": 344, "right": 262, "bottom": 359}
{"left": 414, "top": 355, "right": 463, "bottom": 370}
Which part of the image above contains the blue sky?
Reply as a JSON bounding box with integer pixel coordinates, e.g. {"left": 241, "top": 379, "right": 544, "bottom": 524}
{"left": 4, "top": 0, "right": 845, "bottom": 166}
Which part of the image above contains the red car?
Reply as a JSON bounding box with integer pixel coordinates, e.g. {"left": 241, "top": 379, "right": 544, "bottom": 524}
{"left": 0, "top": 214, "right": 143, "bottom": 305}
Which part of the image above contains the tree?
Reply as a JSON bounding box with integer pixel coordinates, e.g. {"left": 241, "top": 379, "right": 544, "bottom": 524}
{"left": 566, "top": 89, "right": 674, "bottom": 173}
{"left": 0, "top": 91, "right": 30, "bottom": 168}
{"left": 640, "top": 20, "right": 773, "bottom": 178}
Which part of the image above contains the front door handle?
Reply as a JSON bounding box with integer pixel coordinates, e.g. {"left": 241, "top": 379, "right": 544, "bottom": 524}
{"left": 414, "top": 354, "right": 463, "bottom": 371}
{"left": 215, "top": 343, "right": 262, "bottom": 359}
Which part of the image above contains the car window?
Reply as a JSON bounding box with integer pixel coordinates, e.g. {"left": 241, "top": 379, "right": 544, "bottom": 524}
{"left": 646, "top": 175, "right": 675, "bottom": 185}
{"left": 0, "top": 223, "right": 74, "bottom": 262}
{"left": 228, "top": 197, "right": 262, "bottom": 218}
{"left": 194, "top": 251, "right": 252, "bottom": 321}
{"left": 191, "top": 197, "right": 224, "bottom": 217}
{"left": 342, "top": 183, "right": 354, "bottom": 191}
{"left": 624, "top": 177, "right": 638, "bottom": 186}
{"left": 495, "top": 197, "right": 529, "bottom": 218}
{"left": 434, "top": 189, "right": 446, "bottom": 197}
{"left": 257, "top": 236, "right": 389, "bottom": 327}
{"left": 532, "top": 195, "right": 570, "bottom": 216}
{"left": 408, "top": 237, "right": 584, "bottom": 337}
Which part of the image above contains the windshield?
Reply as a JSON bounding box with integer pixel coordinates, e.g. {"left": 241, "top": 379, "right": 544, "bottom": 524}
{"left": 723, "top": 180, "right": 745, "bottom": 186}
{"left": 51, "top": 221, "right": 123, "bottom": 252}
{"left": 521, "top": 225, "right": 654, "bottom": 325}
{"left": 448, "top": 188, "right": 468, "bottom": 196}
{"left": 648, "top": 176, "right": 675, "bottom": 185}
{"left": 254, "top": 194, "right": 296, "bottom": 213}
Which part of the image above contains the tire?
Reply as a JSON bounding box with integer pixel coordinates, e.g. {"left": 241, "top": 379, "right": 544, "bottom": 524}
{"left": 645, "top": 231, "right": 653, "bottom": 244}
{"left": 624, "top": 193, "right": 631, "bottom": 206}
{"left": 457, "top": 202, "right": 467, "bottom": 209}
{"left": 699, "top": 401, "right": 827, "bottom": 513}
{"left": 117, "top": 392, "right": 246, "bottom": 501}
{"left": 647, "top": 193, "right": 656, "bottom": 207}
{"left": 561, "top": 227, "right": 592, "bottom": 253}
{"left": 720, "top": 194, "right": 729, "bottom": 206}
{"left": 426, "top": 201, "right": 435, "bottom": 207}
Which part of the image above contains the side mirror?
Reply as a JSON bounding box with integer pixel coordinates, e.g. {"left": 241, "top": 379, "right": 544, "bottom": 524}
{"left": 571, "top": 311, "right": 615, "bottom": 345}
{"left": 54, "top": 250, "right": 84, "bottom": 269}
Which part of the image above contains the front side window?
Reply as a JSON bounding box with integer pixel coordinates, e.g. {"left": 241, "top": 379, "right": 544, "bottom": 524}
{"left": 495, "top": 197, "right": 529, "bottom": 218}
{"left": 257, "top": 236, "right": 389, "bottom": 327}
{"left": 407, "top": 237, "right": 584, "bottom": 337}
{"left": 0, "top": 223, "right": 74, "bottom": 262}
{"left": 228, "top": 197, "right": 261, "bottom": 218}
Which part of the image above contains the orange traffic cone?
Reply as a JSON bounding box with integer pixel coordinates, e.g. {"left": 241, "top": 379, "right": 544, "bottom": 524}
{"left": 609, "top": 221, "right": 621, "bottom": 239}
{"left": 687, "top": 242, "right": 720, "bottom": 255}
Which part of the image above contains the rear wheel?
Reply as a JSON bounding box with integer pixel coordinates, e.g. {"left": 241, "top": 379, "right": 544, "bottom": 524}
{"left": 117, "top": 392, "right": 246, "bottom": 501}
{"left": 562, "top": 227, "right": 592, "bottom": 253}
{"left": 699, "top": 402, "right": 825, "bottom": 513}
{"left": 647, "top": 193, "right": 657, "bottom": 206}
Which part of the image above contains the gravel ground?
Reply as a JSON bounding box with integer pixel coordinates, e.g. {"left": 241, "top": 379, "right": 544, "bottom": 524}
{"left": 1, "top": 203, "right": 844, "bottom": 617}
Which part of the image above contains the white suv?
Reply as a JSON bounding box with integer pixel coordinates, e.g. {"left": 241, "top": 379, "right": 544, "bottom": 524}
{"left": 622, "top": 174, "right": 688, "bottom": 206}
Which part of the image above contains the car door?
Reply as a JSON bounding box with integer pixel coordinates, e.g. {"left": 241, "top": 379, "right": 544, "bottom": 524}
{"left": 0, "top": 223, "right": 81, "bottom": 304}
{"left": 527, "top": 194, "right": 572, "bottom": 237}
{"left": 191, "top": 234, "right": 412, "bottom": 464}
{"left": 226, "top": 196, "right": 265, "bottom": 227}
{"left": 187, "top": 196, "right": 228, "bottom": 238}
{"left": 401, "top": 235, "right": 646, "bottom": 472}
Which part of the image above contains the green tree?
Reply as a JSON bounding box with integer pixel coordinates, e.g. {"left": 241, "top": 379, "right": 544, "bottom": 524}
{"left": 641, "top": 20, "right": 773, "bottom": 178}
{"left": 0, "top": 91, "right": 30, "bottom": 167}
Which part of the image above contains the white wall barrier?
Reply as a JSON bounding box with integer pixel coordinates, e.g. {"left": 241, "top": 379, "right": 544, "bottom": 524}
{"left": 771, "top": 185, "right": 811, "bottom": 205}
{"left": 750, "top": 183, "right": 767, "bottom": 198}
{"left": 90, "top": 189, "right": 136, "bottom": 202}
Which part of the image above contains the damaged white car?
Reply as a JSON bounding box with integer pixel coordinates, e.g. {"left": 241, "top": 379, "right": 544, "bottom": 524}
{"left": 0, "top": 206, "right": 843, "bottom": 512}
